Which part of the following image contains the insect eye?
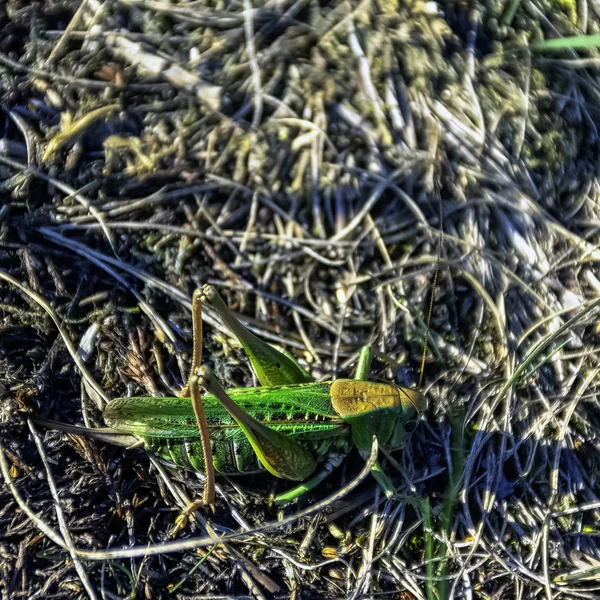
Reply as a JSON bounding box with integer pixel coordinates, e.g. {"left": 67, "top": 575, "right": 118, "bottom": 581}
{"left": 404, "top": 418, "right": 417, "bottom": 433}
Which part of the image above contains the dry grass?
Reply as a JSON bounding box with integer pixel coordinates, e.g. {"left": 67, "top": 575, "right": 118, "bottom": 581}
{"left": 1, "top": 1, "right": 600, "bottom": 598}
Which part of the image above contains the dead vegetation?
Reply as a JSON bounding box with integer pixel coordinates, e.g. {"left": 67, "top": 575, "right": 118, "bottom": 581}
{"left": 1, "top": 0, "right": 600, "bottom": 598}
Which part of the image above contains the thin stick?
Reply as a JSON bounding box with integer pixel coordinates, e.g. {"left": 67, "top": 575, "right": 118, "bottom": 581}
{"left": 0, "top": 155, "right": 117, "bottom": 255}
{"left": 0, "top": 269, "right": 109, "bottom": 404}
{"left": 418, "top": 198, "right": 443, "bottom": 389}
{"left": 2, "top": 439, "right": 379, "bottom": 560}
{"left": 243, "top": 0, "right": 262, "bottom": 130}
{"left": 28, "top": 421, "right": 100, "bottom": 600}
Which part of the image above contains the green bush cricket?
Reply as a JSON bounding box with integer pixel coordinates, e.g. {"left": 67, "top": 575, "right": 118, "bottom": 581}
{"left": 34, "top": 284, "right": 427, "bottom": 506}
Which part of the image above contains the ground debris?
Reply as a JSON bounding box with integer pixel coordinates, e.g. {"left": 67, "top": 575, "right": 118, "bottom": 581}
{"left": 1, "top": 1, "right": 600, "bottom": 598}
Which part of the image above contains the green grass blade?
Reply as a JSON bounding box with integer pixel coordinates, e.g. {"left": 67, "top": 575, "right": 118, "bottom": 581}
{"left": 501, "top": 0, "right": 521, "bottom": 26}
{"left": 531, "top": 34, "right": 600, "bottom": 52}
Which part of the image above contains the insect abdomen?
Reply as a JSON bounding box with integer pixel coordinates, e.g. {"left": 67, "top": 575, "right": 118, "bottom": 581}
{"left": 143, "top": 426, "right": 350, "bottom": 476}
{"left": 144, "top": 437, "right": 264, "bottom": 474}
{"left": 105, "top": 383, "right": 348, "bottom": 475}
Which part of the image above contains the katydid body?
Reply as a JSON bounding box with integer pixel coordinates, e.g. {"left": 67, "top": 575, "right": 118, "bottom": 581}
{"left": 34, "top": 285, "right": 426, "bottom": 504}
{"left": 104, "top": 383, "right": 346, "bottom": 476}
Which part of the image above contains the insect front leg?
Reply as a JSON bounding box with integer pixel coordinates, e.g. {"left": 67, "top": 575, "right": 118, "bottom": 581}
{"left": 195, "top": 365, "right": 317, "bottom": 481}
{"left": 188, "top": 372, "right": 216, "bottom": 507}
{"left": 354, "top": 346, "right": 373, "bottom": 380}
{"left": 198, "top": 284, "right": 314, "bottom": 386}
{"left": 180, "top": 287, "right": 205, "bottom": 397}
{"left": 171, "top": 368, "right": 218, "bottom": 533}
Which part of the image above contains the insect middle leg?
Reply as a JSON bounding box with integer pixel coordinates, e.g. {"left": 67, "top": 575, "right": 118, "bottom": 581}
{"left": 272, "top": 449, "right": 348, "bottom": 504}
{"left": 353, "top": 345, "right": 396, "bottom": 499}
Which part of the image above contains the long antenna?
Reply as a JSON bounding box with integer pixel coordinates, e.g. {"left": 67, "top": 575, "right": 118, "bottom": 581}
{"left": 418, "top": 196, "right": 443, "bottom": 389}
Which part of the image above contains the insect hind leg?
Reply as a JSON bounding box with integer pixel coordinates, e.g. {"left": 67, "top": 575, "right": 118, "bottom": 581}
{"left": 198, "top": 284, "right": 314, "bottom": 387}
{"left": 196, "top": 365, "right": 317, "bottom": 481}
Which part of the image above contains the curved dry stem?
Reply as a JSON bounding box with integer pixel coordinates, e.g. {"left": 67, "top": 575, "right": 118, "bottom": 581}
{"left": 0, "top": 269, "right": 109, "bottom": 404}
{"left": 1, "top": 437, "right": 378, "bottom": 561}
